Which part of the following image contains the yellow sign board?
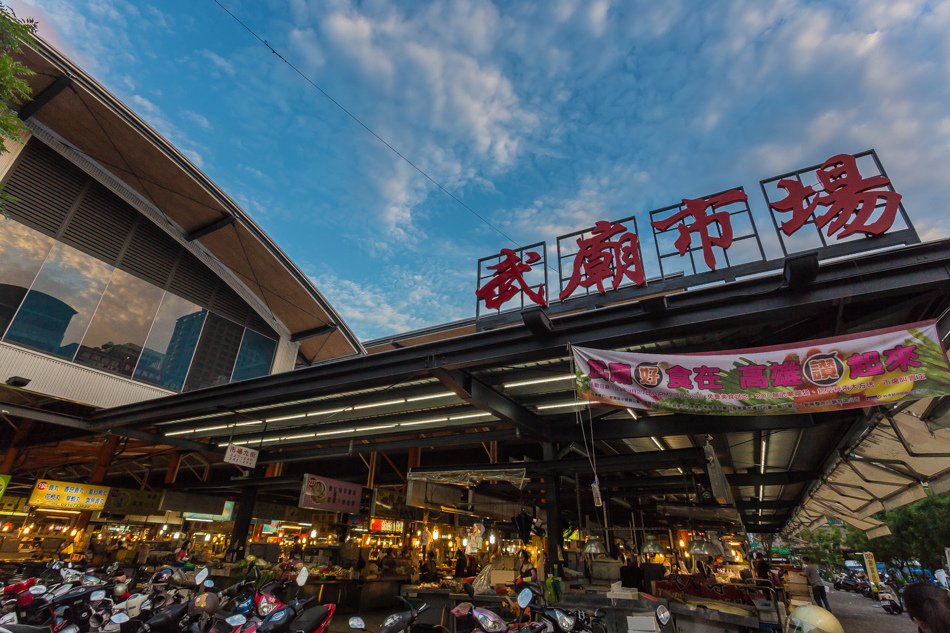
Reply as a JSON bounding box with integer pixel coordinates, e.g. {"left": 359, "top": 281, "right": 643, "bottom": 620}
{"left": 863, "top": 552, "right": 881, "bottom": 584}
{"left": 29, "top": 479, "right": 109, "bottom": 511}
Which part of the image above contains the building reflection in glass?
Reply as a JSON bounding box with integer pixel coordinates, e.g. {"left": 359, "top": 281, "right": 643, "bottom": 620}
{"left": 134, "top": 294, "right": 207, "bottom": 391}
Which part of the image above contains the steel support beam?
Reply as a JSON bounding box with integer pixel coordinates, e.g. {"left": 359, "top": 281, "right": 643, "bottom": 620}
{"left": 185, "top": 215, "right": 236, "bottom": 242}
{"left": 431, "top": 368, "right": 546, "bottom": 439}
{"left": 291, "top": 324, "right": 338, "bottom": 343}
{"left": 88, "top": 238, "right": 950, "bottom": 430}
{"left": 550, "top": 413, "right": 829, "bottom": 441}
{"left": 728, "top": 471, "right": 820, "bottom": 486}
{"left": 18, "top": 74, "right": 73, "bottom": 121}
{"left": 258, "top": 429, "right": 517, "bottom": 465}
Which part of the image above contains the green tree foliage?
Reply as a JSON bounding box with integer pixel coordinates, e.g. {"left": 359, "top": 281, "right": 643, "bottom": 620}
{"left": 0, "top": 4, "right": 34, "bottom": 151}
{"left": 796, "top": 527, "right": 845, "bottom": 570}
{"left": 839, "top": 491, "right": 950, "bottom": 577}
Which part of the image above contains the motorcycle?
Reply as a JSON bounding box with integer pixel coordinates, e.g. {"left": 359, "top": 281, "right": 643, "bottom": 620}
{"left": 349, "top": 596, "right": 429, "bottom": 633}
{"left": 878, "top": 583, "right": 903, "bottom": 615}
{"left": 517, "top": 582, "right": 607, "bottom": 633}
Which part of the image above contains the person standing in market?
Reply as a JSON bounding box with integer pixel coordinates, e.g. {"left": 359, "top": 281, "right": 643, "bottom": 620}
{"left": 801, "top": 556, "right": 832, "bottom": 612}
{"left": 754, "top": 552, "right": 771, "bottom": 581}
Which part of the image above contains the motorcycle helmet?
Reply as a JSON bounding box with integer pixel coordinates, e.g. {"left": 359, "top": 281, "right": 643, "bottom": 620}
{"left": 189, "top": 591, "right": 220, "bottom": 617}
{"left": 150, "top": 569, "right": 173, "bottom": 587}
{"left": 785, "top": 605, "right": 844, "bottom": 633}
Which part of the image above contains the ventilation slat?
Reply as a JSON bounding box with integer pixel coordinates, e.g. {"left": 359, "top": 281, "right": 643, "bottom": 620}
{"left": 168, "top": 253, "right": 215, "bottom": 307}
{"left": 61, "top": 183, "right": 136, "bottom": 264}
{"left": 120, "top": 222, "right": 179, "bottom": 288}
{"left": 3, "top": 140, "right": 86, "bottom": 234}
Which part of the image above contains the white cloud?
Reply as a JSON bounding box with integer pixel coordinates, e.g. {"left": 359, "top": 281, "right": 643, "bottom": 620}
{"left": 201, "top": 49, "right": 236, "bottom": 76}
{"left": 181, "top": 110, "right": 212, "bottom": 130}
{"left": 129, "top": 95, "right": 206, "bottom": 167}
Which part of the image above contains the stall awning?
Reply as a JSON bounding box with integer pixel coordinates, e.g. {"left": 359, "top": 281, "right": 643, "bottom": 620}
{"left": 787, "top": 398, "right": 950, "bottom": 538}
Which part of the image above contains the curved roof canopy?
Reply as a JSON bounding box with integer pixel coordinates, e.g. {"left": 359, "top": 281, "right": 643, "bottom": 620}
{"left": 13, "top": 38, "right": 363, "bottom": 363}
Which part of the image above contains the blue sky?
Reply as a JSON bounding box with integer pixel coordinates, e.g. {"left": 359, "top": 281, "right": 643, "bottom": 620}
{"left": 13, "top": 0, "right": 950, "bottom": 341}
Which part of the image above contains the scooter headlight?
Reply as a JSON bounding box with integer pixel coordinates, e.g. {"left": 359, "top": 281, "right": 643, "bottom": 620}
{"left": 555, "top": 610, "right": 575, "bottom": 632}
{"left": 477, "top": 614, "right": 506, "bottom": 632}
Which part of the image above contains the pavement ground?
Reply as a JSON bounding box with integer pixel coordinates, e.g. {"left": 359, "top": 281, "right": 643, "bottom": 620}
{"left": 827, "top": 586, "right": 917, "bottom": 633}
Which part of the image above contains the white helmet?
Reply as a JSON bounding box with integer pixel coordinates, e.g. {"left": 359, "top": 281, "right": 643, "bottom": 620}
{"left": 785, "top": 605, "right": 844, "bottom": 633}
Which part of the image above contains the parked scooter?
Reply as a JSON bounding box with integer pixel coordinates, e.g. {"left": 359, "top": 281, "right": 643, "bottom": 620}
{"left": 878, "top": 582, "right": 903, "bottom": 615}
{"left": 348, "top": 596, "right": 429, "bottom": 633}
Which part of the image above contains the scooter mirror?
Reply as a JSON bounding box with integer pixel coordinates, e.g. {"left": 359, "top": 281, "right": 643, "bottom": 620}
{"left": 195, "top": 568, "right": 209, "bottom": 584}
{"left": 656, "top": 605, "right": 671, "bottom": 626}
{"left": 225, "top": 615, "right": 247, "bottom": 627}
{"left": 115, "top": 583, "right": 128, "bottom": 596}
{"left": 296, "top": 567, "right": 309, "bottom": 586}
{"left": 91, "top": 590, "right": 106, "bottom": 602}
{"left": 0, "top": 612, "right": 17, "bottom": 624}
{"left": 463, "top": 582, "right": 475, "bottom": 599}
{"left": 203, "top": 580, "right": 215, "bottom": 588}
{"left": 109, "top": 563, "right": 120, "bottom": 573}
{"left": 60, "top": 625, "right": 80, "bottom": 633}
{"left": 29, "top": 585, "right": 47, "bottom": 595}
{"left": 111, "top": 613, "right": 131, "bottom": 624}
{"left": 348, "top": 617, "right": 365, "bottom": 630}
{"left": 517, "top": 588, "right": 532, "bottom": 609}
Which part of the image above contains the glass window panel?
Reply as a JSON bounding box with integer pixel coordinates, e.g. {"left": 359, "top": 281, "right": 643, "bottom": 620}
{"left": 0, "top": 217, "right": 55, "bottom": 336}
{"left": 183, "top": 312, "right": 243, "bottom": 391}
{"left": 231, "top": 329, "right": 277, "bottom": 382}
{"left": 4, "top": 242, "right": 113, "bottom": 358}
{"left": 75, "top": 269, "right": 165, "bottom": 377}
{"left": 133, "top": 293, "right": 207, "bottom": 391}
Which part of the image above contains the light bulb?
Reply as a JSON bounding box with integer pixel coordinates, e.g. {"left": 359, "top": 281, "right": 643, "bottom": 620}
{"left": 489, "top": 534, "right": 495, "bottom": 545}
{"left": 162, "top": 525, "right": 167, "bottom": 531}
{"left": 679, "top": 540, "right": 685, "bottom": 547}
{"left": 205, "top": 534, "right": 211, "bottom": 541}
{"left": 685, "top": 552, "right": 690, "bottom": 558}
{"left": 310, "top": 530, "right": 317, "bottom": 538}
{"left": 173, "top": 532, "right": 181, "bottom": 539}
{"left": 70, "top": 529, "right": 77, "bottom": 536}
{"left": 432, "top": 530, "right": 439, "bottom": 539}
{"left": 463, "top": 538, "right": 468, "bottom": 546}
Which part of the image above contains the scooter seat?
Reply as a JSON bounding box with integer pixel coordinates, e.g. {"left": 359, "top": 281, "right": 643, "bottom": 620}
{"left": 0, "top": 624, "right": 52, "bottom": 633}
{"left": 289, "top": 606, "right": 330, "bottom": 633}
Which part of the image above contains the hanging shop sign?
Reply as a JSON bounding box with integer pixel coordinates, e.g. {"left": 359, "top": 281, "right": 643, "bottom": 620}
{"left": 370, "top": 518, "right": 405, "bottom": 533}
{"left": 224, "top": 444, "right": 259, "bottom": 468}
{"left": 0, "top": 474, "right": 9, "bottom": 499}
{"left": 102, "top": 488, "right": 162, "bottom": 514}
{"left": 371, "top": 489, "right": 407, "bottom": 519}
{"left": 29, "top": 479, "right": 110, "bottom": 511}
{"left": 475, "top": 150, "right": 917, "bottom": 317}
{"left": 0, "top": 496, "right": 26, "bottom": 513}
{"left": 184, "top": 500, "right": 235, "bottom": 522}
{"left": 299, "top": 474, "right": 362, "bottom": 513}
{"left": 572, "top": 320, "right": 950, "bottom": 415}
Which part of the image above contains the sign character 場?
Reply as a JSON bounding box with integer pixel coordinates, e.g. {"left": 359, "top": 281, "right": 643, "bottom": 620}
{"left": 770, "top": 153, "right": 902, "bottom": 239}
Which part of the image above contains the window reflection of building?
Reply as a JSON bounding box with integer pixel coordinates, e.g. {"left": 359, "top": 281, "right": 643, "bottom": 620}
{"left": 2, "top": 288, "right": 76, "bottom": 356}
{"left": 0, "top": 214, "right": 277, "bottom": 391}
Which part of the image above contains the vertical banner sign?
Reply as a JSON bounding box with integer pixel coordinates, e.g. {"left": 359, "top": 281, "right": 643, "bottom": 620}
{"left": 863, "top": 552, "right": 881, "bottom": 584}
{"left": 299, "top": 474, "right": 362, "bottom": 513}
{"left": 0, "top": 474, "right": 9, "bottom": 499}
{"left": 573, "top": 321, "right": 950, "bottom": 415}
{"left": 224, "top": 444, "right": 259, "bottom": 469}
{"left": 29, "top": 480, "right": 109, "bottom": 511}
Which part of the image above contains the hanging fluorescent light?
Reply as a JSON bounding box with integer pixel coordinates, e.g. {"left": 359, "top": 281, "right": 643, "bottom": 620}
{"left": 267, "top": 414, "right": 306, "bottom": 423}
{"left": 537, "top": 402, "right": 586, "bottom": 410}
{"left": 400, "top": 417, "right": 448, "bottom": 426}
{"left": 627, "top": 409, "right": 638, "bottom": 420}
{"left": 651, "top": 437, "right": 665, "bottom": 450}
{"left": 504, "top": 375, "right": 573, "bottom": 388}
{"left": 447, "top": 413, "right": 492, "bottom": 421}
{"left": 306, "top": 407, "right": 347, "bottom": 417}
{"left": 406, "top": 392, "right": 454, "bottom": 402}
{"left": 353, "top": 399, "right": 405, "bottom": 410}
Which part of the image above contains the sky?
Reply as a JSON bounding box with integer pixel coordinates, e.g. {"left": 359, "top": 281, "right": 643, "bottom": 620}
{"left": 11, "top": 0, "right": 950, "bottom": 341}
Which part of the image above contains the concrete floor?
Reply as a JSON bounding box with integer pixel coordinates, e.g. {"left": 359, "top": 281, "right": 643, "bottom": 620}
{"left": 827, "top": 586, "right": 918, "bottom": 633}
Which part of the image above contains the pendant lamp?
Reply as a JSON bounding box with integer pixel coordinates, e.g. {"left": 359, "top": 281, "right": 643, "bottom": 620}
{"left": 640, "top": 534, "right": 664, "bottom": 554}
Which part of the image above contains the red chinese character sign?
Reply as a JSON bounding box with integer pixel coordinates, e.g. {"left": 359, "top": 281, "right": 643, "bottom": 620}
{"left": 573, "top": 320, "right": 950, "bottom": 415}
{"left": 558, "top": 218, "right": 646, "bottom": 300}
{"left": 476, "top": 243, "right": 548, "bottom": 314}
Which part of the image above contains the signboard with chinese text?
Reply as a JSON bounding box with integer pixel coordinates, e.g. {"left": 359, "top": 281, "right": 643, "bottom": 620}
{"left": 476, "top": 150, "right": 918, "bottom": 323}
{"left": 29, "top": 479, "right": 110, "bottom": 511}
{"left": 299, "top": 474, "right": 362, "bottom": 513}
{"left": 103, "top": 488, "right": 162, "bottom": 514}
{"left": 863, "top": 552, "right": 881, "bottom": 584}
{"left": 224, "top": 444, "right": 259, "bottom": 468}
{"left": 0, "top": 496, "right": 25, "bottom": 513}
{"left": 573, "top": 321, "right": 950, "bottom": 415}
{"left": 369, "top": 518, "right": 404, "bottom": 533}
{"left": 0, "top": 474, "right": 9, "bottom": 500}
{"left": 371, "top": 489, "right": 407, "bottom": 519}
